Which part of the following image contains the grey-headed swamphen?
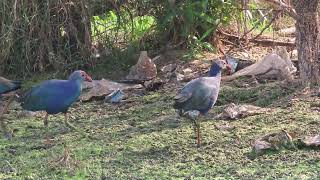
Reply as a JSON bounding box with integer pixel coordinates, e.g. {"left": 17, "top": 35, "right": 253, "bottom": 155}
{"left": 173, "top": 60, "right": 231, "bottom": 147}
{"left": 18, "top": 70, "right": 92, "bottom": 136}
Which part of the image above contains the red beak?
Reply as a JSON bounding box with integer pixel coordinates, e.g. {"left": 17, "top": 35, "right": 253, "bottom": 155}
{"left": 226, "top": 64, "right": 232, "bottom": 74}
{"left": 226, "top": 64, "right": 232, "bottom": 70}
{"left": 85, "top": 75, "right": 93, "bottom": 82}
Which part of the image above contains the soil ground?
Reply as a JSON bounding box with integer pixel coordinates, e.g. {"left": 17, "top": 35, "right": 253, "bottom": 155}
{"left": 1, "top": 48, "right": 320, "bottom": 179}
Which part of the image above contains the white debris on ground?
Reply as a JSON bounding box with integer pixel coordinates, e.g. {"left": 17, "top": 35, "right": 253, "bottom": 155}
{"left": 222, "top": 47, "right": 297, "bottom": 81}
{"left": 214, "top": 103, "right": 271, "bottom": 120}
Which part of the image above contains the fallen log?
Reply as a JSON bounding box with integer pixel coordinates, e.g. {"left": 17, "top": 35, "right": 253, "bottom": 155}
{"left": 218, "top": 30, "right": 295, "bottom": 47}
{"left": 262, "top": 0, "right": 297, "bottom": 19}
{"left": 80, "top": 79, "right": 143, "bottom": 101}
{"left": 0, "top": 94, "right": 15, "bottom": 140}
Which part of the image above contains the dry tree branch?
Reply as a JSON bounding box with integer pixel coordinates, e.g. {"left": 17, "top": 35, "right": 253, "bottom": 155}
{"left": 262, "top": 0, "right": 297, "bottom": 19}
{"left": 251, "top": 10, "right": 281, "bottom": 41}
{"left": 13, "top": 0, "right": 17, "bottom": 21}
{"left": 107, "top": 0, "right": 121, "bottom": 44}
{"left": 224, "top": 9, "right": 274, "bottom": 54}
{"left": 218, "top": 30, "right": 295, "bottom": 47}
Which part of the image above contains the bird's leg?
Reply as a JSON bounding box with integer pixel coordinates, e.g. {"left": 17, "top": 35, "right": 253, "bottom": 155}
{"left": 196, "top": 112, "right": 203, "bottom": 148}
{"left": 0, "top": 95, "right": 15, "bottom": 140}
{"left": 43, "top": 113, "right": 53, "bottom": 145}
{"left": 187, "top": 110, "right": 201, "bottom": 147}
{"left": 64, "top": 112, "right": 76, "bottom": 130}
{"left": 63, "top": 112, "right": 90, "bottom": 139}
{"left": 44, "top": 113, "right": 49, "bottom": 127}
{"left": 191, "top": 119, "right": 201, "bottom": 148}
{"left": 0, "top": 95, "right": 14, "bottom": 119}
{"left": 192, "top": 120, "right": 197, "bottom": 137}
{"left": 64, "top": 113, "right": 68, "bottom": 125}
{"left": 195, "top": 119, "right": 201, "bottom": 148}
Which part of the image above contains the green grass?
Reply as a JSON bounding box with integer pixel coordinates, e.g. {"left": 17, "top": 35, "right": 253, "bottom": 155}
{"left": 1, "top": 81, "right": 320, "bottom": 179}
{"left": 91, "top": 10, "right": 155, "bottom": 42}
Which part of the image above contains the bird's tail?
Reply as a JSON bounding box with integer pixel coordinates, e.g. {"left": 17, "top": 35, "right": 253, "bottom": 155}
{"left": 0, "top": 80, "right": 22, "bottom": 95}
{"left": 10, "top": 80, "right": 22, "bottom": 90}
{"left": 0, "top": 80, "right": 22, "bottom": 104}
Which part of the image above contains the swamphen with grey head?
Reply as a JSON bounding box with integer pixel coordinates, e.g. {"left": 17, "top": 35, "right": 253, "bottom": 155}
{"left": 19, "top": 70, "right": 92, "bottom": 133}
{"left": 173, "top": 60, "right": 231, "bottom": 147}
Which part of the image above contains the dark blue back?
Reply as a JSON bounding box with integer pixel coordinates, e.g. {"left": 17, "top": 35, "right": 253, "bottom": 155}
{"left": 21, "top": 79, "right": 81, "bottom": 114}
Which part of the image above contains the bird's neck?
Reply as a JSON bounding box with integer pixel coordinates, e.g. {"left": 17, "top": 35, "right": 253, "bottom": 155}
{"left": 69, "top": 79, "right": 83, "bottom": 91}
{"left": 208, "top": 64, "right": 221, "bottom": 77}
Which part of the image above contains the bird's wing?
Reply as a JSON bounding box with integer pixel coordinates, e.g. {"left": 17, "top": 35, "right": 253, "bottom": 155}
{"left": 174, "top": 78, "right": 201, "bottom": 103}
{"left": 189, "top": 81, "right": 214, "bottom": 107}
{"left": 174, "top": 92, "right": 192, "bottom": 103}
{"left": 174, "top": 77, "right": 221, "bottom": 113}
{"left": 173, "top": 78, "right": 211, "bottom": 109}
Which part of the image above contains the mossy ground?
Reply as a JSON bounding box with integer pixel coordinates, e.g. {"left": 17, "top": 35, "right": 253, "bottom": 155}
{"left": 1, "top": 80, "right": 320, "bottom": 179}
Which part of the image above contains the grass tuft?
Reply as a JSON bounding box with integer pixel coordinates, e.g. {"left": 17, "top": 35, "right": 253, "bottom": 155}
{"left": 1, "top": 82, "right": 319, "bottom": 179}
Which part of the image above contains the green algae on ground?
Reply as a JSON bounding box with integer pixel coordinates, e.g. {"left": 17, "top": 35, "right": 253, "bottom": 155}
{"left": 1, "top": 82, "right": 320, "bottom": 179}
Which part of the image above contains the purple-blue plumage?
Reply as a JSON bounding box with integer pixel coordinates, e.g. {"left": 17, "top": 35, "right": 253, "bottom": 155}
{"left": 21, "top": 80, "right": 81, "bottom": 114}
{"left": 19, "top": 70, "right": 92, "bottom": 114}
{"left": 18, "top": 70, "right": 92, "bottom": 143}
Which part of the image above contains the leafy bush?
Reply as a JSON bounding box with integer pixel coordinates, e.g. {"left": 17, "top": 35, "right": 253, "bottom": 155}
{"left": 154, "top": 0, "right": 236, "bottom": 53}
{"left": 0, "top": 0, "right": 93, "bottom": 77}
{"left": 0, "top": 0, "right": 237, "bottom": 76}
{"left": 91, "top": 11, "right": 155, "bottom": 43}
{"left": 245, "top": 1, "right": 273, "bottom": 33}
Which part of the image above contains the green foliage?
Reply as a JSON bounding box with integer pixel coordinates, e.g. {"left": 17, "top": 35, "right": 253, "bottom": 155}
{"left": 89, "top": 0, "right": 237, "bottom": 70}
{"left": 155, "top": 0, "right": 236, "bottom": 55}
{"left": 239, "top": 1, "right": 273, "bottom": 34}
{"left": 156, "top": 0, "right": 235, "bottom": 40}
{"left": 218, "top": 82, "right": 296, "bottom": 107}
{"left": 0, "top": 0, "right": 237, "bottom": 76}
{"left": 1, "top": 81, "right": 319, "bottom": 179}
{"left": 183, "top": 35, "right": 216, "bottom": 60}
{"left": 91, "top": 11, "right": 155, "bottom": 43}
{"left": 0, "top": 0, "right": 93, "bottom": 77}
{"left": 90, "top": 10, "right": 156, "bottom": 71}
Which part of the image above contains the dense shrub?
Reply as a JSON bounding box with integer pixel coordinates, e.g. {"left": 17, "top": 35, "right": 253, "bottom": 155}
{"left": 0, "top": 0, "right": 236, "bottom": 76}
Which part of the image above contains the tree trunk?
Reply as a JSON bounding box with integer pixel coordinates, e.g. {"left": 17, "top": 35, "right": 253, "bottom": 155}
{"left": 65, "top": 1, "right": 92, "bottom": 61}
{"left": 293, "top": 0, "right": 320, "bottom": 85}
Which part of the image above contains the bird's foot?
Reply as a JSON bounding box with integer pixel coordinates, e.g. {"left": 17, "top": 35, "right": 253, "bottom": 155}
{"left": 183, "top": 110, "right": 200, "bottom": 120}
{"left": 64, "top": 121, "right": 77, "bottom": 131}
{"left": 43, "top": 137, "right": 55, "bottom": 146}
{"left": 64, "top": 119, "right": 92, "bottom": 139}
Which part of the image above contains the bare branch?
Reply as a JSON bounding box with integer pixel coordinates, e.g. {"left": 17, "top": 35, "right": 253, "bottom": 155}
{"left": 218, "top": 30, "right": 295, "bottom": 47}
{"left": 262, "top": 0, "right": 297, "bottom": 19}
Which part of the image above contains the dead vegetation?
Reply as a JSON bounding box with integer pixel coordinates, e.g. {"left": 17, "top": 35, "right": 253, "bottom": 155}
{"left": 2, "top": 0, "right": 320, "bottom": 179}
